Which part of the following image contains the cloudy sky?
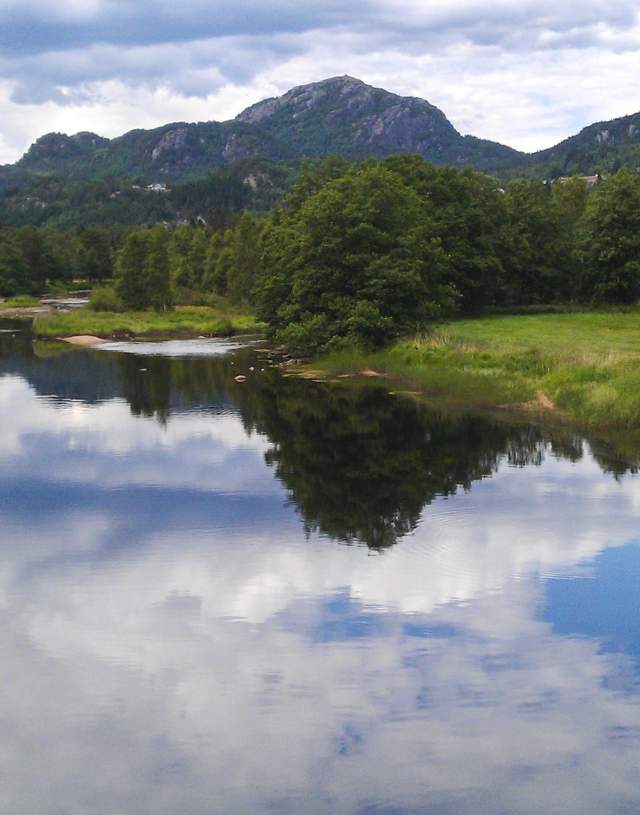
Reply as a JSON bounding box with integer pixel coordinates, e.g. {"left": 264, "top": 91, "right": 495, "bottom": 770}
{"left": 1, "top": 0, "right": 640, "bottom": 164}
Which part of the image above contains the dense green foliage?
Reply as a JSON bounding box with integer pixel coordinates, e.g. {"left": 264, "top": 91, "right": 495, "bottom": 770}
{"left": 3, "top": 154, "right": 640, "bottom": 356}
{"left": 256, "top": 162, "right": 458, "bottom": 352}
{"left": 0, "top": 224, "right": 118, "bottom": 296}
{"left": 579, "top": 170, "right": 640, "bottom": 303}
{"left": 252, "top": 158, "right": 640, "bottom": 352}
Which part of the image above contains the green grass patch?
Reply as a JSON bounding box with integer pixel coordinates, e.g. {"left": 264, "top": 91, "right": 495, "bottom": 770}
{"left": 33, "top": 305, "right": 266, "bottom": 339}
{"left": 0, "top": 295, "right": 40, "bottom": 309}
{"left": 310, "top": 311, "right": 640, "bottom": 429}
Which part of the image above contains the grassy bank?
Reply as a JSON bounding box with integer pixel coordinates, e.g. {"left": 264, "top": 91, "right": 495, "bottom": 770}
{"left": 310, "top": 312, "right": 640, "bottom": 429}
{"left": 0, "top": 295, "right": 41, "bottom": 310}
{"left": 33, "top": 305, "right": 265, "bottom": 339}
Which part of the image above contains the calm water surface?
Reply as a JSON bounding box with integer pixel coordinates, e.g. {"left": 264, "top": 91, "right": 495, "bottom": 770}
{"left": 1, "top": 320, "right": 640, "bottom": 814}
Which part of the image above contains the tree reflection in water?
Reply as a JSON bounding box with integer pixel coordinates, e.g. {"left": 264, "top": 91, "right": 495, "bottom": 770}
{"left": 1, "top": 323, "right": 638, "bottom": 550}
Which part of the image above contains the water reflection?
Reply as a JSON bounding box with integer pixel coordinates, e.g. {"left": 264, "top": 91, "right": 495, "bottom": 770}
{"left": 1, "top": 324, "right": 640, "bottom": 814}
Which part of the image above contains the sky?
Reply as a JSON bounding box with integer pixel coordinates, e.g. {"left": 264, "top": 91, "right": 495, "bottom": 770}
{"left": 1, "top": 0, "right": 640, "bottom": 164}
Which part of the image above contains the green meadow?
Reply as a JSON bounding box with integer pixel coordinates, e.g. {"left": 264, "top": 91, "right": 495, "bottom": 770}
{"left": 311, "top": 312, "right": 640, "bottom": 429}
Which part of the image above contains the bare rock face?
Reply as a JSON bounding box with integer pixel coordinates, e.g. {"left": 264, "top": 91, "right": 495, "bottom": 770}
{"left": 152, "top": 128, "right": 189, "bottom": 161}
{"left": 237, "top": 76, "right": 373, "bottom": 125}
{"left": 222, "top": 132, "right": 255, "bottom": 163}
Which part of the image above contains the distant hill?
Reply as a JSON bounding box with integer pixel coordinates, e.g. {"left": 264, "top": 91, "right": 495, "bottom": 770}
{"left": 512, "top": 111, "right": 640, "bottom": 179}
{"left": 1, "top": 75, "right": 640, "bottom": 227}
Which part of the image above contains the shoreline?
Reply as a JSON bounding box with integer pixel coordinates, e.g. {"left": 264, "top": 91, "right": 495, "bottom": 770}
{"left": 300, "top": 311, "right": 640, "bottom": 432}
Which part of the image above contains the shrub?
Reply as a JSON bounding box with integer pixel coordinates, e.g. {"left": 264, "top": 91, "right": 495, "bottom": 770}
{"left": 89, "top": 286, "right": 123, "bottom": 312}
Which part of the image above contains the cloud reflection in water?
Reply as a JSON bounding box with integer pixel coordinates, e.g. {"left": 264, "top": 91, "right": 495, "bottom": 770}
{"left": 1, "top": 341, "right": 640, "bottom": 814}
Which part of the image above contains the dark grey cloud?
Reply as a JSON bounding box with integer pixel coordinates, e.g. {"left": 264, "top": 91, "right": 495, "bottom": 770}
{"left": 0, "top": 1, "right": 369, "bottom": 56}
{"left": 0, "top": 0, "right": 638, "bottom": 106}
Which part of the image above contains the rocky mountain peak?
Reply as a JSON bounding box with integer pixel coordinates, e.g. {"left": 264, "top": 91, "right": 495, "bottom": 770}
{"left": 235, "top": 75, "right": 388, "bottom": 125}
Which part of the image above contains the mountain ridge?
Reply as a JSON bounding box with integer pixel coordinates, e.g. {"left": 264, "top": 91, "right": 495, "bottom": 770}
{"left": 4, "top": 76, "right": 640, "bottom": 183}
{"left": 2, "top": 76, "right": 524, "bottom": 183}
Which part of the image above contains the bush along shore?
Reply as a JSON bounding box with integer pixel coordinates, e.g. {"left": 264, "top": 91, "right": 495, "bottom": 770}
{"left": 303, "top": 312, "right": 640, "bottom": 430}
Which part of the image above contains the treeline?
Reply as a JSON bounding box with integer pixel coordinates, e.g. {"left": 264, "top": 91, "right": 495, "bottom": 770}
{"left": 111, "top": 213, "right": 264, "bottom": 310}
{"left": 0, "top": 225, "right": 119, "bottom": 295}
{"left": 252, "top": 156, "right": 640, "bottom": 352}
{"left": 3, "top": 154, "right": 640, "bottom": 355}
{"left": 113, "top": 156, "right": 640, "bottom": 352}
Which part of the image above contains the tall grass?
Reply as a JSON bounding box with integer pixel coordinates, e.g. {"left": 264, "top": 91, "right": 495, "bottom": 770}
{"left": 312, "top": 311, "right": 640, "bottom": 429}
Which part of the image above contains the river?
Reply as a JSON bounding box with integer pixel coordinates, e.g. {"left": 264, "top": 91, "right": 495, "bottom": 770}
{"left": 1, "top": 318, "right": 640, "bottom": 814}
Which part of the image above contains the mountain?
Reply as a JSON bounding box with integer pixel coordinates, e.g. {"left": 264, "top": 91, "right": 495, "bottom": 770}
{"left": 1, "top": 75, "right": 640, "bottom": 228}
{"left": 1, "top": 76, "right": 522, "bottom": 187}
{"left": 234, "top": 76, "right": 520, "bottom": 169}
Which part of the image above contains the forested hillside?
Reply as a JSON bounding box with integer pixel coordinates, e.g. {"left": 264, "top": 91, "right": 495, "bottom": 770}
{"left": 2, "top": 76, "right": 640, "bottom": 229}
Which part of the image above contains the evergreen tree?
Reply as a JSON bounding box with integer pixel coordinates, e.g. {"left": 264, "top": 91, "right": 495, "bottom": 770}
{"left": 116, "top": 231, "right": 151, "bottom": 309}
{"left": 188, "top": 229, "right": 209, "bottom": 289}
{"left": 202, "top": 232, "right": 224, "bottom": 293}
{"left": 0, "top": 230, "right": 29, "bottom": 295}
{"left": 227, "top": 212, "right": 263, "bottom": 305}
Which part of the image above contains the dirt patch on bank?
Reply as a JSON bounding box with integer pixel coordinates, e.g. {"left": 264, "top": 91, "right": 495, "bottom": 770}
{"left": 62, "top": 335, "right": 108, "bottom": 347}
{"left": 499, "top": 392, "right": 557, "bottom": 414}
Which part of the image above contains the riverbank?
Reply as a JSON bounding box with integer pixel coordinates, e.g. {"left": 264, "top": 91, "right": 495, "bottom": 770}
{"left": 31, "top": 306, "right": 266, "bottom": 340}
{"left": 0, "top": 295, "right": 48, "bottom": 316}
{"left": 306, "top": 312, "right": 640, "bottom": 429}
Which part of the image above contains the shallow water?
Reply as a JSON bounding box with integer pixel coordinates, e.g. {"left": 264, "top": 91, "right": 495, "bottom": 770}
{"left": 1, "top": 321, "right": 640, "bottom": 815}
{"left": 97, "top": 336, "right": 262, "bottom": 357}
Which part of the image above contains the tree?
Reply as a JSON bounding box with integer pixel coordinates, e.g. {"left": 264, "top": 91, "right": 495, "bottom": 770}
{"left": 382, "top": 158, "right": 511, "bottom": 311}
{"left": 0, "top": 230, "right": 29, "bottom": 295}
{"left": 17, "top": 227, "right": 48, "bottom": 290}
{"left": 202, "top": 232, "right": 225, "bottom": 293}
{"left": 502, "top": 180, "right": 575, "bottom": 304}
{"left": 170, "top": 226, "right": 194, "bottom": 289}
{"left": 144, "top": 227, "right": 173, "bottom": 311}
{"left": 256, "top": 163, "right": 457, "bottom": 354}
{"left": 188, "top": 228, "right": 209, "bottom": 289}
{"left": 115, "top": 231, "right": 151, "bottom": 309}
{"left": 226, "top": 212, "right": 263, "bottom": 305}
{"left": 579, "top": 169, "right": 640, "bottom": 303}
{"left": 78, "top": 227, "right": 113, "bottom": 281}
